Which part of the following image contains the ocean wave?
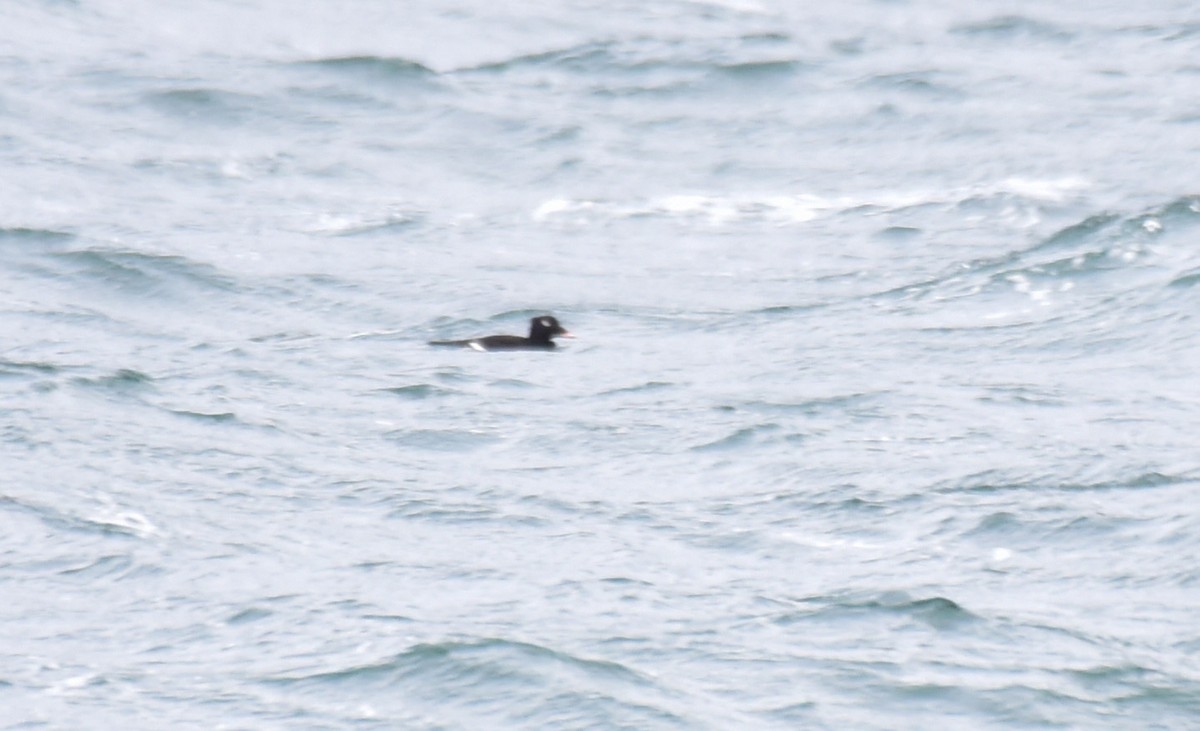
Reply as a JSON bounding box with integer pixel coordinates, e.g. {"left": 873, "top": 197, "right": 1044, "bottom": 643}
{"left": 296, "top": 55, "right": 436, "bottom": 79}
{"left": 300, "top": 208, "right": 424, "bottom": 237}
{"left": 271, "top": 636, "right": 666, "bottom": 701}
{"left": 462, "top": 34, "right": 798, "bottom": 76}
{"left": 776, "top": 591, "right": 978, "bottom": 629}
{"left": 44, "top": 248, "right": 237, "bottom": 298}
{"left": 0, "top": 227, "right": 75, "bottom": 247}
{"left": 384, "top": 427, "right": 501, "bottom": 452}
{"left": 70, "top": 368, "right": 154, "bottom": 393}
{"left": 531, "top": 178, "right": 1091, "bottom": 227}
{"left": 870, "top": 196, "right": 1200, "bottom": 317}
{"left": 453, "top": 34, "right": 804, "bottom": 97}
{"left": 950, "top": 15, "right": 1076, "bottom": 41}
{"left": 380, "top": 384, "right": 458, "bottom": 400}
{"left": 141, "top": 87, "right": 268, "bottom": 125}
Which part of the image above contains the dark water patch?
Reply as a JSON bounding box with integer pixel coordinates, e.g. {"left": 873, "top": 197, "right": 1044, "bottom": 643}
{"left": 141, "top": 87, "right": 267, "bottom": 125}
{"left": 967, "top": 511, "right": 1026, "bottom": 538}
{"left": 874, "top": 225, "right": 923, "bottom": 242}
{"left": 854, "top": 593, "right": 975, "bottom": 628}
{"left": 776, "top": 592, "right": 976, "bottom": 630}
{"left": 861, "top": 71, "right": 965, "bottom": 99}
{"left": 599, "top": 576, "right": 655, "bottom": 587}
{"left": 711, "top": 59, "right": 802, "bottom": 79}
{"left": 0, "top": 359, "right": 61, "bottom": 377}
{"left": 169, "top": 409, "right": 239, "bottom": 424}
{"left": 361, "top": 613, "right": 416, "bottom": 624}
{"left": 1078, "top": 472, "right": 1191, "bottom": 491}
{"left": 384, "top": 428, "right": 501, "bottom": 452}
{"left": 226, "top": 607, "right": 273, "bottom": 625}
{"left": 71, "top": 368, "right": 153, "bottom": 393}
{"left": 488, "top": 378, "right": 536, "bottom": 389}
{"left": 0, "top": 226, "right": 75, "bottom": 249}
{"left": 691, "top": 422, "right": 780, "bottom": 452}
{"left": 951, "top": 15, "right": 1075, "bottom": 41}
{"left": 904, "top": 597, "right": 976, "bottom": 629}
{"left": 1154, "top": 194, "right": 1200, "bottom": 223}
{"left": 744, "top": 302, "right": 827, "bottom": 318}
{"left": 296, "top": 55, "right": 437, "bottom": 83}
{"left": 596, "top": 380, "right": 675, "bottom": 396}
{"left": 830, "top": 36, "right": 867, "bottom": 56}
{"left": 742, "top": 32, "right": 791, "bottom": 45}
{"left": 381, "top": 383, "right": 455, "bottom": 399}
{"left": 1032, "top": 213, "right": 1120, "bottom": 254}
{"left": 1168, "top": 269, "right": 1200, "bottom": 288}
{"left": 59, "top": 554, "right": 133, "bottom": 579}
{"left": 247, "top": 330, "right": 315, "bottom": 344}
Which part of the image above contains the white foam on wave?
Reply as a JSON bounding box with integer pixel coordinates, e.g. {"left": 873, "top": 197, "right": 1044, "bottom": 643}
{"left": 531, "top": 177, "right": 1091, "bottom": 227}
{"left": 532, "top": 192, "right": 845, "bottom": 225}
{"left": 302, "top": 207, "right": 421, "bottom": 236}
{"left": 990, "top": 176, "right": 1090, "bottom": 202}
{"left": 91, "top": 509, "right": 160, "bottom": 538}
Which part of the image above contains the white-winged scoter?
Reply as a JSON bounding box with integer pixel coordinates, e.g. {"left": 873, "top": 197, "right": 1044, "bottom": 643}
{"left": 429, "top": 315, "right": 574, "bottom": 351}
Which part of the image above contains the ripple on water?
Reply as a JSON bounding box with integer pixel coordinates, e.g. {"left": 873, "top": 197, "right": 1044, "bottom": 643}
{"left": 265, "top": 637, "right": 688, "bottom": 727}
{"left": 381, "top": 383, "right": 457, "bottom": 399}
{"left": 140, "top": 87, "right": 272, "bottom": 126}
{"left": 46, "top": 248, "right": 238, "bottom": 298}
{"left": 775, "top": 591, "right": 978, "bottom": 631}
{"left": 0, "top": 226, "right": 75, "bottom": 249}
{"left": 384, "top": 428, "right": 501, "bottom": 452}
{"left": 294, "top": 55, "right": 438, "bottom": 85}
{"left": 690, "top": 422, "right": 781, "bottom": 452}
{"left": 71, "top": 368, "right": 154, "bottom": 393}
{"left": 0, "top": 359, "right": 61, "bottom": 378}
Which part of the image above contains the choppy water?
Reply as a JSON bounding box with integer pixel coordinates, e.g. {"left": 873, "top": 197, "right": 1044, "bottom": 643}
{"left": 3, "top": 1, "right": 1200, "bottom": 728}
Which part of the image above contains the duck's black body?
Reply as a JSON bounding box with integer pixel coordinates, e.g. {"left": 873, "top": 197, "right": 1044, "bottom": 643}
{"left": 429, "top": 315, "right": 574, "bottom": 351}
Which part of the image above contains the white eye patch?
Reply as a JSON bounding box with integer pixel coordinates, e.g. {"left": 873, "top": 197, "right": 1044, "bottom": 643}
{"left": 540, "top": 318, "right": 551, "bottom": 327}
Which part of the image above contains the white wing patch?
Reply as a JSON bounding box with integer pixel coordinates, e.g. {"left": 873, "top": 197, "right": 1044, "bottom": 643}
{"left": 469, "top": 341, "right": 486, "bottom": 352}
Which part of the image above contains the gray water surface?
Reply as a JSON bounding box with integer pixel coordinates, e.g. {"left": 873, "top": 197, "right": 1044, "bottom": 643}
{"left": 3, "top": 1, "right": 1200, "bottom": 728}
